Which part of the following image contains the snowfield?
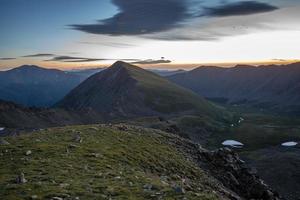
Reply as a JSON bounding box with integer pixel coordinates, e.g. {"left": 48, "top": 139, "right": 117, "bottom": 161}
{"left": 222, "top": 140, "right": 244, "bottom": 148}
{"left": 281, "top": 141, "right": 298, "bottom": 147}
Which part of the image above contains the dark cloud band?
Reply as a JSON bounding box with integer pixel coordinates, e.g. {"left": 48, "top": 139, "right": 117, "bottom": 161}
{"left": 69, "top": 0, "right": 279, "bottom": 40}
{"left": 45, "top": 56, "right": 142, "bottom": 63}
{"left": 70, "top": 0, "right": 189, "bottom": 35}
{"left": 0, "top": 57, "right": 16, "bottom": 60}
{"left": 22, "top": 54, "right": 55, "bottom": 57}
{"left": 203, "top": 1, "right": 278, "bottom": 17}
{"left": 132, "top": 59, "right": 171, "bottom": 64}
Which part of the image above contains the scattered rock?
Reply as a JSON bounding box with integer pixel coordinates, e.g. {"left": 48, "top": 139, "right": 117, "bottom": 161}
{"left": 31, "top": 195, "right": 38, "bottom": 199}
{"left": 143, "top": 184, "right": 153, "bottom": 191}
{"left": 88, "top": 153, "right": 101, "bottom": 158}
{"left": 51, "top": 197, "right": 63, "bottom": 200}
{"left": 68, "top": 144, "right": 79, "bottom": 148}
{"left": 25, "top": 150, "right": 32, "bottom": 156}
{"left": 74, "top": 134, "right": 82, "bottom": 143}
{"left": 16, "top": 172, "right": 27, "bottom": 184}
{"left": 59, "top": 183, "right": 70, "bottom": 188}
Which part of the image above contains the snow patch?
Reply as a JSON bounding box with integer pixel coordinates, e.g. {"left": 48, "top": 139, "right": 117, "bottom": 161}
{"left": 0, "top": 127, "right": 5, "bottom": 131}
{"left": 281, "top": 141, "right": 298, "bottom": 147}
{"left": 238, "top": 117, "right": 244, "bottom": 124}
{"left": 222, "top": 140, "right": 244, "bottom": 148}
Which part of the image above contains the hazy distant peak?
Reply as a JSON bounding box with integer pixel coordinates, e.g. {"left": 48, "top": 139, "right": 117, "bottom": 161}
{"left": 13, "top": 65, "right": 44, "bottom": 71}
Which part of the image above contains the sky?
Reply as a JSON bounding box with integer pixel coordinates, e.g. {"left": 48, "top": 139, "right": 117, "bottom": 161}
{"left": 0, "top": 0, "right": 300, "bottom": 70}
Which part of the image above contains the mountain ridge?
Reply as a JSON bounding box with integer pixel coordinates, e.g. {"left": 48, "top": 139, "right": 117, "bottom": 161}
{"left": 168, "top": 62, "right": 300, "bottom": 115}
{"left": 0, "top": 65, "right": 83, "bottom": 107}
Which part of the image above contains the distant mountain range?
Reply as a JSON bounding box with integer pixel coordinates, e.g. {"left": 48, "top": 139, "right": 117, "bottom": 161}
{"left": 65, "top": 68, "right": 105, "bottom": 80}
{"left": 57, "top": 61, "right": 228, "bottom": 120}
{"left": 148, "top": 69, "right": 186, "bottom": 76}
{"left": 0, "top": 65, "right": 83, "bottom": 107}
{"left": 1, "top": 62, "right": 300, "bottom": 115}
{"left": 0, "top": 65, "right": 185, "bottom": 108}
{"left": 0, "top": 61, "right": 229, "bottom": 128}
{"left": 168, "top": 62, "right": 300, "bottom": 115}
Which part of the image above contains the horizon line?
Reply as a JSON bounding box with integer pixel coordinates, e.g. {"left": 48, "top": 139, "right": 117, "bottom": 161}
{"left": 0, "top": 59, "right": 299, "bottom": 71}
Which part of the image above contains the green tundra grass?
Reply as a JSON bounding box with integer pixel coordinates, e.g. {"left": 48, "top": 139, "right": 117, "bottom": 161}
{"left": 0, "top": 124, "right": 222, "bottom": 200}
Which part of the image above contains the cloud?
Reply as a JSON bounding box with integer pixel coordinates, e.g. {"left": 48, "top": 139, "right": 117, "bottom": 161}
{"left": 22, "top": 53, "right": 55, "bottom": 57}
{"left": 62, "top": 58, "right": 108, "bottom": 62}
{"left": 203, "top": 1, "right": 278, "bottom": 17}
{"left": 272, "top": 58, "right": 288, "bottom": 62}
{"left": 80, "top": 41, "right": 137, "bottom": 48}
{"left": 69, "top": 0, "right": 281, "bottom": 41}
{"left": 45, "top": 56, "right": 92, "bottom": 61}
{"left": 70, "top": 0, "right": 189, "bottom": 35}
{"left": 132, "top": 59, "right": 172, "bottom": 64}
{"left": 0, "top": 57, "right": 16, "bottom": 60}
{"left": 145, "top": 5, "right": 300, "bottom": 41}
{"left": 45, "top": 55, "right": 141, "bottom": 63}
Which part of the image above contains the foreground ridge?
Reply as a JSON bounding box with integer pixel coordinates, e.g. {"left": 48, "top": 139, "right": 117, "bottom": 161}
{"left": 0, "top": 124, "right": 280, "bottom": 199}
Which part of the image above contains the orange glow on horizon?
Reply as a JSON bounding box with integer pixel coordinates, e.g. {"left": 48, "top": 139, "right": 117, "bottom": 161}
{"left": 0, "top": 59, "right": 299, "bottom": 71}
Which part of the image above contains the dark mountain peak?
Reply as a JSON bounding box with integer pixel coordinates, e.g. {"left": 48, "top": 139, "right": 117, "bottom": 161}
{"left": 12, "top": 65, "right": 44, "bottom": 71}
{"left": 93, "top": 61, "right": 158, "bottom": 82}
{"left": 111, "top": 60, "right": 130, "bottom": 67}
{"left": 9, "top": 65, "right": 63, "bottom": 74}
{"left": 109, "top": 61, "right": 139, "bottom": 71}
{"left": 287, "top": 62, "right": 300, "bottom": 67}
{"left": 57, "top": 61, "right": 228, "bottom": 120}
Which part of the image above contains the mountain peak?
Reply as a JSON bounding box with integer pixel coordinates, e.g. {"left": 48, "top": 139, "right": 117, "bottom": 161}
{"left": 112, "top": 60, "right": 129, "bottom": 67}
{"left": 14, "top": 65, "right": 43, "bottom": 71}
{"left": 110, "top": 61, "right": 139, "bottom": 71}
{"left": 57, "top": 61, "right": 227, "bottom": 120}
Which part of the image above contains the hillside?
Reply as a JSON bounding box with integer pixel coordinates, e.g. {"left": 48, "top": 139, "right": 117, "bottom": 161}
{"left": 168, "top": 62, "right": 300, "bottom": 115}
{"left": 0, "top": 100, "right": 106, "bottom": 129}
{"left": 0, "top": 65, "right": 83, "bottom": 107}
{"left": 57, "top": 61, "right": 229, "bottom": 121}
{"left": 0, "top": 124, "right": 280, "bottom": 199}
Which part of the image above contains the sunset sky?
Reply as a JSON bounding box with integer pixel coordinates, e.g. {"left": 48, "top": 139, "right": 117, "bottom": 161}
{"left": 0, "top": 0, "right": 300, "bottom": 70}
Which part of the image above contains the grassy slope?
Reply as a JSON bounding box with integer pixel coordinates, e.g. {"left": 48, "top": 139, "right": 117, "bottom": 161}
{"left": 123, "top": 63, "right": 231, "bottom": 121}
{"left": 0, "top": 125, "right": 226, "bottom": 200}
{"left": 207, "top": 112, "right": 300, "bottom": 151}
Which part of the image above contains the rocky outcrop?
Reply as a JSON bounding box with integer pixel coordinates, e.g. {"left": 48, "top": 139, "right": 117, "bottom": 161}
{"left": 198, "top": 147, "right": 280, "bottom": 200}
{"left": 163, "top": 131, "right": 281, "bottom": 200}
{"left": 106, "top": 124, "right": 281, "bottom": 199}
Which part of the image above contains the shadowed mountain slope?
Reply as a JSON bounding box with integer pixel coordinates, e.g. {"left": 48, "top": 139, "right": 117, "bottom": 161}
{"left": 0, "top": 65, "right": 83, "bottom": 107}
{"left": 0, "top": 100, "right": 105, "bottom": 129}
{"left": 168, "top": 62, "right": 300, "bottom": 115}
{"left": 57, "top": 61, "right": 229, "bottom": 121}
